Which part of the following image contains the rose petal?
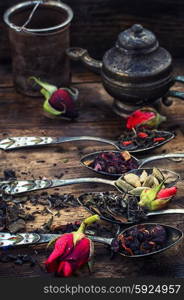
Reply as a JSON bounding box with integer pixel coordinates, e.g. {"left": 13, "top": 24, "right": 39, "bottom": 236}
{"left": 49, "top": 89, "right": 74, "bottom": 113}
{"left": 156, "top": 187, "right": 177, "bottom": 199}
{"left": 45, "top": 233, "right": 74, "bottom": 273}
{"left": 66, "top": 237, "right": 90, "bottom": 268}
{"left": 126, "top": 110, "right": 155, "bottom": 129}
{"left": 57, "top": 261, "right": 73, "bottom": 277}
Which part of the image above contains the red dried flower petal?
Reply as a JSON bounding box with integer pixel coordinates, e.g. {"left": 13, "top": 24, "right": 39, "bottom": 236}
{"left": 153, "top": 137, "right": 165, "bottom": 142}
{"left": 122, "top": 141, "right": 133, "bottom": 146}
{"left": 156, "top": 187, "right": 177, "bottom": 199}
{"left": 137, "top": 132, "right": 148, "bottom": 138}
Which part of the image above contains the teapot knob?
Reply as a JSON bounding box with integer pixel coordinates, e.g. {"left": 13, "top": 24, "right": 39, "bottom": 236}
{"left": 131, "top": 24, "right": 143, "bottom": 35}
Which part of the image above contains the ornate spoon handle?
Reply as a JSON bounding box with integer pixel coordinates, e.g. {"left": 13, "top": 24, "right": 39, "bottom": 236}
{"left": 0, "top": 136, "right": 117, "bottom": 150}
{"left": 2, "top": 178, "right": 115, "bottom": 195}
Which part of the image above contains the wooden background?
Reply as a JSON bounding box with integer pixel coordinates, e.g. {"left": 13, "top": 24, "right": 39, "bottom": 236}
{"left": 1, "top": 0, "right": 184, "bottom": 63}
{"left": 1, "top": 0, "right": 184, "bottom": 279}
{"left": 0, "top": 64, "right": 184, "bottom": 278}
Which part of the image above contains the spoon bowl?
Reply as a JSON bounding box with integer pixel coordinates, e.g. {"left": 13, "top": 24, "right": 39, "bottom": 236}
{"left": 90, "top": 223, "right": 183, "bottom": 258}
{"left": 117, "top": 130, "right": 175, "bottom": 153}
{"left": 1, "top": 168, "right": 180, "bottom": 197}
{"left": 81, "top": 150, "right": 184, "bottom": 177}
{"left": 0, "top": 130, "right": 175, "bottom": 154}
{"left": 115, "top": 168, "right": 180, "bottom": 195}
{"left": 78, "top": 182, "right": 180, "bottom": 225}
{"left": 118, "top": 223, "right": 183, "bottom": 258}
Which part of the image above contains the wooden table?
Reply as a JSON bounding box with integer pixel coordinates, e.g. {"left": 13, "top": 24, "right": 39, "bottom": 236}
{"left": 0, "top": 61, "right": 184, "bottom": 278}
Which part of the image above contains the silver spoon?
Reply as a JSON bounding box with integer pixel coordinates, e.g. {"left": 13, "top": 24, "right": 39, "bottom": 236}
{"left": 0, "top": 224, "right": 182, "bottom": 258}
{"left": 0, "top": 230, "right": 94, "bottom": 248}
{"left": 0, "top": 130, "right": 174, "bottom": 154}
{"left": 81, "top": 151, "right": 184, "bottom": 177}
{"left": 0, "top": 168, "right": 180, "bottom": 196}
{"left": 88, "top": 223, "right": 183, "bottom": 258}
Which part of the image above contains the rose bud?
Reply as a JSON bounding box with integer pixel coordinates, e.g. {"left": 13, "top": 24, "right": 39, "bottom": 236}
{"left": 45, "top": 215, "right": 100, "bottom": 277}
{"left": 31, "top": 77, "right": 79, "bottom": 120}
{"left": 156, "top": 186, "right": 177, "bottom": 199}
{"left": 138, "top": 183, "right": 177, "bottom": 211}
{"left": 126, "top": 107, "right": 166, "bottom": 130}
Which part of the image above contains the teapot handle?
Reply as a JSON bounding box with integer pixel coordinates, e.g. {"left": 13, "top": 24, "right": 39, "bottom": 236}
{"left": 66, "top": 47, "right": 102, "bottom": 74}
{"left": 162, "top": 75, "right": 184, "bottom": 105}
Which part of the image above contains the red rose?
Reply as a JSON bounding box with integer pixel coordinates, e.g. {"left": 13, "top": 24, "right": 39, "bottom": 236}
{"left": 139, "top": 183, "right": 177, "bottom": 211}
{"left": 126, "top": 110, "right": 155, "bottom": 130}
{"left": 126, "top": 107, "right": 166, "bottom": 130}
{"left": 45, "top": 215, "right": 100, "bottom": 277}
{"left": 156, "top": 187, "right": 177, "bottom": 199}
{"left": 30, "top": 77, "right": 78, "bottom": 119}
{"left": 49, "top": 89, "right": 78, "bottom": 119}
{"left": 45, "top": 233, "right": 91, "bottom": 277}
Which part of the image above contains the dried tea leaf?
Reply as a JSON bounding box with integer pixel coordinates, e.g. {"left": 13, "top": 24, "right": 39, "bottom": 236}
{"left": 115, "top": 178, "right": 134, "bottom": 191}
{"left": 121, "top": 151, "right": 131, "bottom": 161}
{"left": 112, "top": 215, "right": 128, "bottom": 223}
{"left": 152, "top": 168, "right": 164, "bottom": 182}
{"left": 140, "top": 170, "right": 148, "bottom": 183}
{"left": 107, "top": 206, "right": 128, "bottom": 223}
{"left": 124, "top": 173, "right": 141, "bottom": 188}
{"left": 8, "top": 219, "right": 26, "bottom": 233}
{"left": 90, "top": 206, "right": 102, "bottom": 215}
{"left": 130, "top": 187, "right": 151, "bottom": 196}
{"left": 42, "top": 216, "right": 53, "bottom": 231}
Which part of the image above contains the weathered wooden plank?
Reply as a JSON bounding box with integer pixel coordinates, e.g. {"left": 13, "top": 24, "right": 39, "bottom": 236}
{"left": 1, "top": 0, "right": 184, "bottom": 61}
{"left": 1, "top": 64, "right": 184, "bottom": 278}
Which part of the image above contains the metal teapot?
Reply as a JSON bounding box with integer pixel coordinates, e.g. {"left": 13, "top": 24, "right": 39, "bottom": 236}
{"left": 67, "top": 24, "right": 184, "bottom": 116}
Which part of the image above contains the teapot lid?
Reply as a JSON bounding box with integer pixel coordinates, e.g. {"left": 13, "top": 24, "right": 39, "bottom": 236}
{"left": 117, "top": 24, "right": 158, "bottom": 54}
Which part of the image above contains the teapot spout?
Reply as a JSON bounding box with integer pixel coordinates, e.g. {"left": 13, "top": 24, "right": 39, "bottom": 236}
{"left": 66, "top": 47, "right": 102, "bottom": 74}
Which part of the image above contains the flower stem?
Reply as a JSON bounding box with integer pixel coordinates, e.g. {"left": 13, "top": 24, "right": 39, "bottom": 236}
{"left": 77, "top": 215, "right": 100, "bottom": 234}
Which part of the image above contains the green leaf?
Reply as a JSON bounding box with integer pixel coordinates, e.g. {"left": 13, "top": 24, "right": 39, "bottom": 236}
{"left": 30, "top": 77, "right": 57, "bottom": 96}
{"left": 43, "top": 99, "right": 64, "bottom": 116}
{"left": 139, "top": 181, "right": 164, "bottom": 207}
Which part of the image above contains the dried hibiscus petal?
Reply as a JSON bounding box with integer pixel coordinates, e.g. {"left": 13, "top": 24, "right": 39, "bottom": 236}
{"left": 153, "top": 137, "right": 165, "bottom": 142}
{"left": 121, "top": 141, "right": 133, "bottom": 146}
{"left": 118, "top": 224, "right": 167, "bottom": 256}
{"left": 137, "top": 132, "right": 148, "bottom": 138}
{"left": 88, "top": 151, "right": 138, "bottom": 175}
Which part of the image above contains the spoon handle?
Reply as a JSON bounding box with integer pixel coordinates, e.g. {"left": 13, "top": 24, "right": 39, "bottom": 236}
{"left": 140, "top": 153, "right": 184, "bottom": 167}
{"left": 0, "top": 136, "right": 117, "bottom": 150}
{"left": 147, "top": 208, "right": 184, "bottom": 216}
{"left": 2, "top": 178, "right": 115, "bottom": 195}
{"left": 57, "top": 136, "right": 117, "bottom": 148}
{"left": 87, "top": 235, "right": 113, "bottom": 246}
{"left": 0, "top": 231, "right": 98, "bottom": 248}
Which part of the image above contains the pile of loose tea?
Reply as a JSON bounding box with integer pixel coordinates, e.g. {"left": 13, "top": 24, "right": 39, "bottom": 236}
{"left": 118, "top": 128, "right": 172, "bottom": 151}
{"left": 79, "top": 191, "right": 147, "bottom": 223}
{"left": 0, "top": 253, "right": 36, "bottom": 266}
{"left": 86, "top": 151, "right": 138, "bottom": 175}
{"left": 118, "top": 224, "right": 167, "bottom": 256}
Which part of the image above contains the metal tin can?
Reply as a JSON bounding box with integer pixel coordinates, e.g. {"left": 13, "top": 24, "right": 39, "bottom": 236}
{"left": 4, "top": 0, "right": 73, "bottom": 96}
